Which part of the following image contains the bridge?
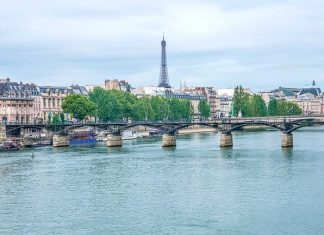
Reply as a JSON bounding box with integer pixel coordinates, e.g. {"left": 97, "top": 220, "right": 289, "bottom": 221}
{"left": 2, "top": 116, "right": 324, "bottom": 148}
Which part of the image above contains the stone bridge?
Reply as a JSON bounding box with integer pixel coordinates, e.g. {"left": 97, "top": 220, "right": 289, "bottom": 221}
{"left": 2, "top": 116, "right": 324, "bottom": 148}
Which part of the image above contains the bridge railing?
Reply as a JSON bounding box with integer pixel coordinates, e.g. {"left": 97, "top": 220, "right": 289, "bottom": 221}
{"left": 4, "top": 115, "right": 324, "bottom": 127}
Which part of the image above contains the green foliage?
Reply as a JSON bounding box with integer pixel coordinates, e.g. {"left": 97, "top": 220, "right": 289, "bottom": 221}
{"left": 198, "top": 100, "right": 211, "bottom": 119}
{"left": 51, "top": 113, "right": 61, "bottom": 124}
{"left": 268, "top": 99, "right": 280, "bottom": 116}
{"left": 232, "top": 85, "right": 250, "bottom": 117}
{"left": 88, "top": 88, "right": 193, "bottom": 122}
{"left": 62, "top": 94, "right": 97, "bottom": 121}
{"left": 60, "top": 112, "right": 65, "bottom": 124}
{"left": 47, "top": 113, "right": 52, "bottom": 124}
{"left": 248, "top": 95, "right": 267, "bottom": 117}
{"left": 233, "top": 85, "right": 302, "bottom": 117}
{"left": 268, "top": 99, "right": 302, "bottom": 116}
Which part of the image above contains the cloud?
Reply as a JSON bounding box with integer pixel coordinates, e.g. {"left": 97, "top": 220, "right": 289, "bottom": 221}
{"left": 0, "top": 0, "right": 323, "bottom": 90}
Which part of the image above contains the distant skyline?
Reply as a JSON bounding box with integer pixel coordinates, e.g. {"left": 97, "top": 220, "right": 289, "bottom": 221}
{"left": 0, "top": 0, "right": 323, "bottom": 91}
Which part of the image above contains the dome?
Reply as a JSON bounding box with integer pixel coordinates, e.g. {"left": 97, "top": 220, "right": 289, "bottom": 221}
{"left": 298, "top": 80, "right": 321, "bottom": 97}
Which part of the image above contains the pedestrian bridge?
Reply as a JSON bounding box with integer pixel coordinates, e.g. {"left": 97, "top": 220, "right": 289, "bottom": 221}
{"left": 3, "top": 116, "right": 324, "bottom": 148}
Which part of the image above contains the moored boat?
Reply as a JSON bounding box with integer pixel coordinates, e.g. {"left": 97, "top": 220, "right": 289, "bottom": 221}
{"left": 122, "top": 130, "right": 138, "bottom": 140}
{"left": 70, "top": 130, "right": 96, "bottom": 145}
{"left": 0, "top": 141, "right": 21, "bottom": 151}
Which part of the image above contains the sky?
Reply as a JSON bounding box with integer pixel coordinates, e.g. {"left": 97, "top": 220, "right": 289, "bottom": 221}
{"left": 0, "top": 0, "right": 323, "bottom": 91}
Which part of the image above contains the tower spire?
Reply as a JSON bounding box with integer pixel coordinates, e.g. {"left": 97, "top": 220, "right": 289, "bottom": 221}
{"left": 158, "top": 35, "right": 171, "bottom": 88}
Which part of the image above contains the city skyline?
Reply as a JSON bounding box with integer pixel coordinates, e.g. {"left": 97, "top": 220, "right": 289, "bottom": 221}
{"left": 0, "top": 0, "right": 323, "bottom": 90}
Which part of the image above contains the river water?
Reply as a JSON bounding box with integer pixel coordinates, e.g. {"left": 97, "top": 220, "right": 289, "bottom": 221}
{"left": 1, "top": 128, "right": 324, "bottom": 234}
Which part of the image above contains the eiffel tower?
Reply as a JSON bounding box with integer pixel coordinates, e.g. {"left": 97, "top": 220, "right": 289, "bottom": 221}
{"left": 158, "top": 36, "right": 171, "bottom": 88}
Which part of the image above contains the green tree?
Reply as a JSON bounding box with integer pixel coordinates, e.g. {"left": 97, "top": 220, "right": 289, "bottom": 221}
{"left": 51, "top": 113, "right": 61, "bottom": 124}
{"left": 267, "top": 99, "right": 302, "bottom": 116}
{"left": 134, "top": 97, "right": 154, "bottom": 121}
{"left": 198, "top": 99, "right": 211, "bottom": 119}
{"left": 60, "top": 112, "right": 65, "bottom": 124}
{"left": 62, "top": 94, "right": 97, "bottom": 121}
{"left": 89, "top": 88, "right": 121, "bottom": 121}
{"left": 47, "top": 113, "right": 52, "bottom": 124}
{"left": 232, "top": 85, "right": 250, "bottom": 117}
{"left": 268, "top": 99, "right": 280, "bottom": 116}
{"left": 249, "top": 95, "right": 267, "bottom": 117}
{"left": 150, "top": 96, "right": 170, "bottom": 121}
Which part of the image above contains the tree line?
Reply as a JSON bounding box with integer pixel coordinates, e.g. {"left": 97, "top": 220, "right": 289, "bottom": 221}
{"left": 61, "top": 87, "right": 202, "bottom": 122}
{"left": 232, "top": 85, "right": 302, "bottom": 117}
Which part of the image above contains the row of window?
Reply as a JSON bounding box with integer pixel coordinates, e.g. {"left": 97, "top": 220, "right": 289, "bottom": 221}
{"left": 0, "top": 104, "right": 32, "bottom": 107}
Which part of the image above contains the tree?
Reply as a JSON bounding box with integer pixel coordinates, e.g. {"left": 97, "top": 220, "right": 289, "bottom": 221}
{"left": 60, "top": 112, "right": 65, "bottom": 124}
{"left": 51, "top": 113, "right": 61, "bottom": 124}
{"left": 198, "top": 100, "right": 211, "bottom": 119}
{"left": 47, "top": 113, "right": 52, "bottom": 124}
{"left": 268, "top": 99, "right": 279, "bottom": 116}
{"left": 134, "top": 97, "right": 154, "bottom": 121}
{"left": 232, "top": 85, "right": 250, "bottom": 117}
{"left": 62, "top": 94, "right": 97, "bottom": 121}
{"left": 249, "top": 95, "right": 267, "bottom": 117}
{"left": 267, "top": 99, "right": 302, "bottom": 116}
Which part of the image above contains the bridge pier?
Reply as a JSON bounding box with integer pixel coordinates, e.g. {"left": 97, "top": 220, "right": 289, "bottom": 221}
{"left": 107, "top": 134, "right": 123, "bottom": 147}
{"left": 52, "top": 134, "right": 70, "bottom": 147}
{"left": 0, "top": 125, "right": 6, "bottom": 142}
{"left": 220, "top": 132, "right": 233, "bottom": 147}
{"left": 162, "top": 134, "right": 176, "bottom": 147}
{"left": 281, "top": 133, "right": 293, "bottom": 148}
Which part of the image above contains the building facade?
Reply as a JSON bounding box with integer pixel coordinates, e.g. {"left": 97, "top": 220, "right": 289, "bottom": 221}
{"left": 105, "top": 79, "right": 133, "bottom": 92}
{"left": 39, "top": 86, "right": 73, "bottom": 122}
{"left": 0, "top": 78, "right": 34, "bottom": 123}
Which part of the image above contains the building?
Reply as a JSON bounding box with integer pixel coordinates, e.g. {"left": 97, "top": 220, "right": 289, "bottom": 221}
{"left": 84, "top": 85, "right": 105, "bottom": 93}
{"left": 0, "top": 78, "right": 34, "bottom": 123}
{"left": 104, "top": 79, "right": 133, "bottom": 92}
{"left": 158, "top": 36, "right": 171, "bottom": 88}
{"left": 268, "top": 81, "right": 324, "bottom": 115}
{"left": 69, "top": 85, "right": 89, "bottom": 96}
{"left": 39, "top": 86, "right": 73, "bottom": 122}
{"left": 134, "top": 86, "right": 168, "bottom": 97}
{"left": 216, "top": 96, "right": 233, "bottom": 118}
{"left": 183, "top": 87, "right": 218, "bottom": 119}
{"left": 270, "top": 87, "right": 300, "bottom": 99}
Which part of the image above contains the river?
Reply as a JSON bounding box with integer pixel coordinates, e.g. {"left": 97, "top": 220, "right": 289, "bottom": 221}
{"left": 0, "top": 128, "right": 324, "bottom": 234}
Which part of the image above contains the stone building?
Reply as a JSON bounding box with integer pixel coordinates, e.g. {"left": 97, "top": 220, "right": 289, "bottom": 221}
{"left": 39, "top": 86, "right": 73, "bottom": 122}
{"left": 0, "top": 78, "right": 34, "bottom": 123}
{"left": 216, "top": 96, "right": 233, "bottom": 118}
{"left": 183, "top": 87, "right": 218, "bottom": 119}
{"left": 105, "top": 79, "right": 133, "bottom": 92}
{"left": 164, "top": 89, "right": 206, "bottom": 119}
{"left": 269, "top": 81, "right": 324, "bottom": 115}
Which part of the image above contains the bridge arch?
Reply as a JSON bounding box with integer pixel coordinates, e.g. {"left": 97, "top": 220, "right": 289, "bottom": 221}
{"left": 165, "top": 123, "right": 219, "bottom": 134}
{"left": 228, "top": 121, "right": 285, "bottom": 132}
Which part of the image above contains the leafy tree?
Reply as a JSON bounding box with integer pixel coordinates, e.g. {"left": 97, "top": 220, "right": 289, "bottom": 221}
{"left": 51, "top": 113, "right": 61, "bottom": 124}
{"left": 268, "top": 99, "right": 280, "bottom": 116}
{"left": 232, "top": 85, "right": 250, "bottom": 117}
{"left": 134, "top": 97, "right": 154, "bottom": 121}
{"left": 150, "top": 96, "right": 170, "bottom": 121}
{"left": 60, "top": 112, "right": 65, "bottom": 124}
{"left": 267, "top": 99, "right": 302, "bottom": 116}
{"left": 48, "top": 113, "right": 52, "bottom": 124}
{"left": 62, "top": 94, "right": 97, "bottom": 121}
{"left": 89, "top": 88, "right": 122, "bottom": 121}
{"left": 198, "top": 100, "right": 211, "bottom": 119}
{"left": 286, "top": 101, "right": 302, "bottom": 115}
{"left": 249, "top": 95, "right": 267, "bottom": 117}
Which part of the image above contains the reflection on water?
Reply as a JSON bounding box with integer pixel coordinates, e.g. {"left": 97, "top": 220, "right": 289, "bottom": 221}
{"left": 1, "top": 129, "right": 324, "bottom": 234}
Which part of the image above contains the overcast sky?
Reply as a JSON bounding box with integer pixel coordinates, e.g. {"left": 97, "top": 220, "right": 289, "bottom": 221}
{"left": 0, "top": 0, "right": 323, "bottom": 91}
